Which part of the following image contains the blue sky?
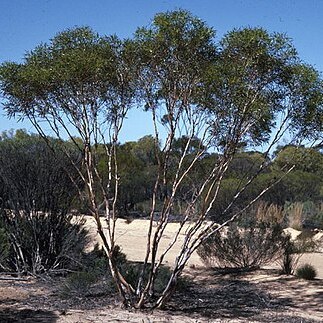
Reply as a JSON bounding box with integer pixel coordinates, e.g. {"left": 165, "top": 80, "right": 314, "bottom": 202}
{"left": 1, "top": 0, "right": 323, "bottom": 142}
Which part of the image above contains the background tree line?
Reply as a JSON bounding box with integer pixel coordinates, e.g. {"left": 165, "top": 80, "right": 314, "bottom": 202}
{"left": 1, "top": 129, "right": 322, "bottom": 228}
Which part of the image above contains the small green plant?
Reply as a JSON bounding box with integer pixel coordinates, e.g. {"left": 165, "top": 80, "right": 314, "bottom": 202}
{"left": 296, "top": 264, "right": 317, "bottom": 280}
{"left": 81, "top": 244, "right": 110, "bottom": 276}
{"left": 63, "top": 271, "right": 98, "bottom": 296}
{"left": 67, "top": 245, "right": 188, "bottom": 299}
{"left": 121, "top": 263, "right": 173, "bottom": 295}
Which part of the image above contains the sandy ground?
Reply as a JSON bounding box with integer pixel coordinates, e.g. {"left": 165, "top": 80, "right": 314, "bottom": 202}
{"left": 1, "top": 267, "right": 322, "bottom": 322}
{"left": 1, "top": 217, "right": 322, "bottom": 322}
{"left": 84, "top": 217, "right": 204, "bottom": 266}
{"left": 84, "top": 217, "right": 323, "bottom": 278}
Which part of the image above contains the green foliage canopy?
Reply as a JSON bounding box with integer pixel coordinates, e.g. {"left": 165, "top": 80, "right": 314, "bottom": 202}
{"left": 0, "top": 27, "right": 138, "bottom": 139}
{"left": 202, "top": 27, "right": 323, "bottom": 149}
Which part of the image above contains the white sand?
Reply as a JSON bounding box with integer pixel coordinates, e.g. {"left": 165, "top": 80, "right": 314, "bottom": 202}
{"left": 83, "top": 216, "right": 323, "bottom": 278}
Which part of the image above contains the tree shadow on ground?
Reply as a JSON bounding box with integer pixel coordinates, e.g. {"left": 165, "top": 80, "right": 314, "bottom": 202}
{"left": 1, "top": 268, "right": 322, "bottom": 322}
{"left": 165, "top": 268, "right": 322, "bottom": 322}
{"left": 265, "top": 275, "right": 323, "bottom": 318}
{"left": 0, "top": 307, "right": 58, "bottom": 323}
{"left": 0, "top": 277, "right": 59, "bottom": 322}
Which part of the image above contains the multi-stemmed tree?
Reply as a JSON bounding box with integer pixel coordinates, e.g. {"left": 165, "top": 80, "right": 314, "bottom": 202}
{"left": 0, "top": 10, "right": 322, "bottom": 308}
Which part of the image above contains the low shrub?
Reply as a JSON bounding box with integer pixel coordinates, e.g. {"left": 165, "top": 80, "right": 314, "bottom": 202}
{"left": 120, "top": 261, "right": 176, "bottom": 295}
{"left": 197, "top": 222, "right": 288, "bottom": 271}
{"left": 63, "top": 271, "right": 98, "bottom": 296}
{"left": 0, "top": 211, "right": 88, "bottom": 274}
{"left": 98, "top": 245, "right": 182, "bottom": 296}
{"left": 296, "top": 263, "right": 317, "bottom": 280}
{"left": 81, "top": 244, "right": 110, "bottom": 276}
{"left": 64, "top": 244, "right": 189, "bottom": 299}
{"left": 61, "top": 245, "right": 125, "bottom": 297}
{"left": 0, "top": 131, "right": 87, "bottom": 274}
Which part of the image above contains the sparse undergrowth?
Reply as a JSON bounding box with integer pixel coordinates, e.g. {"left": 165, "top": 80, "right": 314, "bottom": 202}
{"left": 62, "top": 245, "right": 190, "bottom": 299}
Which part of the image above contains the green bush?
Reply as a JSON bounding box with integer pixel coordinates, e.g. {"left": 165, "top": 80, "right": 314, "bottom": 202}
{"left": 198, "top": 222, "right": 288, "bottom": 271}
{"left": 0, "top": 131, "right": 87, "bottom": 274}
{"left": 62, "top": 245, "right": 183, "bottom": 298}
{"left": 63, "top": 271, "right": 98, "bottom": 296}
{"left": 296, "top": 264, "right": 317, "bottom": 280}
{"left": 91, "top": 244, "right": 177, "bottom": 296}
{"left": 0, "top": 211, "right": 88, "bottom": 274}
{"left": 81, "top": 244, "right": 110, "bottom": 276}
{"left": 61, "top": 245, "right": 125, "bottom": 297}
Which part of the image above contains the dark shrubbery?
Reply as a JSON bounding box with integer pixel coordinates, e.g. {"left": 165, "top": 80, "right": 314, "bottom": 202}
{"left": 0, "top": 211, "right": 88, "bottom": 274}
{"left": 296, "top": 263, "right": 317, "bottom": 280}
{"left": 279, "top": 236, "right": 297, "bottom": 275}
{"left": 62, "top": 271, "right": 98, "bottom": 296}
{"left": 0, "top": 131, "right": 87, "bottom": 274}
{"left": 198, "top": 222, "right": 288, "bottom": 271}
{"left": 61, "top": 244, "right": 115, "bottom": 297}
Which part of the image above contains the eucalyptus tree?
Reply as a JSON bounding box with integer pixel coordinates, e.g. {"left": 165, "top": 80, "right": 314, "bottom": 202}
{"left": 1, "top": 10, "right": 323, "bottom": 309}
{"left": 132, "top": 11, "right": 323, "bottom": 308}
